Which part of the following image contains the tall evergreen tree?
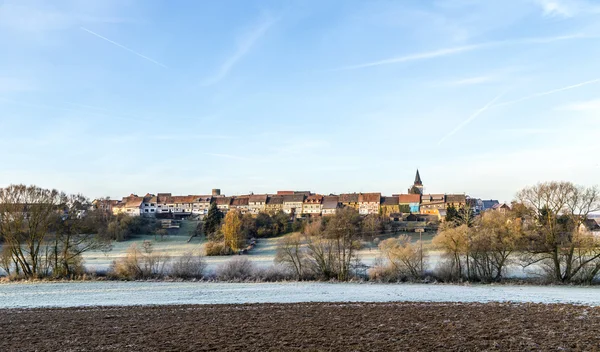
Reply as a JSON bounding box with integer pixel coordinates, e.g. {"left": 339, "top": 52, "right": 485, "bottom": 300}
{"left": 204, "top": 202, "right": 223, "bottom": 240}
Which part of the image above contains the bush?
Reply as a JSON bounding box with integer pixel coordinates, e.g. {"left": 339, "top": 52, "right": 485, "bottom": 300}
{"left": 368, "top": 264, "right": 407, "bottom": 282}
{"left": 205, "top": 241, "right": 232, "bottom": 256}
{"left": 216, "top": 257, "right": 255, "bottom": 281}
{"left": 252, "top": 265, "right": 295, "bottom": 282}
{"left": 170, "top": 252, "right": 207, "bottom": 279}
{"left": 109, "top": 241, "right": 170, "bottom": 279}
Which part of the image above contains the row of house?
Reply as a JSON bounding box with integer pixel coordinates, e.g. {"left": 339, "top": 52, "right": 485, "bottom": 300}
{"left": 92, "top": 171, "right": 509, "bottom": 220}
{"left": 94, "top": 191, "right": 480, "bottom": 220}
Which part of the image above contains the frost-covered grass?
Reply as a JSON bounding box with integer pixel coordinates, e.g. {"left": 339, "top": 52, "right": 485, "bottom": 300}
{"left": 81, "top": 231, "right": 436, "bottom": 273}
{"left": 2, "top": 281, "right": 600, "bottom": 308}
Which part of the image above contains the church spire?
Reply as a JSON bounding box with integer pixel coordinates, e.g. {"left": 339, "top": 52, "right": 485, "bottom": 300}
{"left": 414, "top": 169, "right": 422, "bottom": 186}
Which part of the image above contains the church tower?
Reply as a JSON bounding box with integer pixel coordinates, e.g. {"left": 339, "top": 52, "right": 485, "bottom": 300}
{"left": 408, "top": 169, "right": 424, "bottom": 195}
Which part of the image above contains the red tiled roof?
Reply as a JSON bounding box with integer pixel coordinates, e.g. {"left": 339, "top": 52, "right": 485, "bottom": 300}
{"left": 399, "top": 194, "right": 421, "bottom": 204}
{"left": 359, "top": 193, "right": 381, "bottom": 203}
{"left": 304, "top": 195, "right": 323, "bottom": 204}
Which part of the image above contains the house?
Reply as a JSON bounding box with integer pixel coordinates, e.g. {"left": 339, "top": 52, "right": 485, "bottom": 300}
{"left": 389, "top": 212, "right": 405, "bottom": 222}
{"left": 92, "top": 199, "right": 120, "bottom": 213}
{"left": 230, "top": 196, "right": 249, "bottom": 214}
{"left": 582, "top": 218, "right": 600, "bottom": 234}
{"left": 445, "top": 194, "right": 467, "bottom": 209}
{"left": 265, "top": 195, "right": 284, "bottom": 214}
{"left": 248, "top": 194, "right": 268, "bottom": 215}
{"left": 420, "top": 194, "right": 445, "bottom": 216}
{"left": 466, "top": 197, "right": 483, "bottom": 214}
{"left": 339, "top": 193, "right": 359, "bottom": 210}
{"left": 283, "top": 194, "right": 305, "bottom": 218}
{"left": 322, "top": 196, "right": 340, "bottom": 216}
{"left": 192, "top": 195, "right": 213, "bottom": 217}
{"left": 399, "top": 194, "right": 421, "bottom": 213}
{"left": 113, "top": 194, "right": 144, "bottom": 216}
{"left": 302, "top": 195, "right": 323, "bottom": 216}
{"left": 482, "top": 200, "right": 500, "bottom": 211}
{"left": 358, "top": 193, "right": 381, "bottom": 215}
{"left": 491, "top": 203, "right": 511, "bottom": 213}
{"left": 141, "top": 193, "right": 158, "bottom": 216}
{"left": 216, "top": 197, "right": 232, "bottom": 213}
{"left": 380, "top": 196, "right": 400, "bottom": 217}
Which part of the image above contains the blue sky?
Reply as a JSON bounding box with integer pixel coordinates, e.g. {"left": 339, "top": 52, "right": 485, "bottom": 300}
{"left": 1, "top": 0, "right": 599, "bottom": 202}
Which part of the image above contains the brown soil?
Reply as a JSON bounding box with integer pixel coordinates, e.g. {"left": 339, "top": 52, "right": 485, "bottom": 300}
{"left": 1, "top": 302, "right": 599, "bottom": 351}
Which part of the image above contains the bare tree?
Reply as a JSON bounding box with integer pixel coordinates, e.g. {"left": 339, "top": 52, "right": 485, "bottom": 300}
{"left": 0, "top": 185, "right": 61, "bottom": 278}
{"left": 517, "top": 181, "right": 600, "bottom": 283}
{"left": 468, "top": 210, "right": 522, "bottom": 282}
{"left": 432, "top": 223, "right": 469, "bottom": 280}
{"left": 50, "top": 194, "right": 112, "bottom": 277}
{"left": 275, "top": 233, "right": 306, "bottom": 280}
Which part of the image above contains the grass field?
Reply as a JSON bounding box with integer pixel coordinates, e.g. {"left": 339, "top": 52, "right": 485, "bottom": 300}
{"left": 81, "top": 221, "right": 438, "bottom": 273}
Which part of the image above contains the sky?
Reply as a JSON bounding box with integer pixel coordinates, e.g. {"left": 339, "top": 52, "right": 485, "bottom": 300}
{"left": 1, "top": 0, "right": 599, "bottom": 203}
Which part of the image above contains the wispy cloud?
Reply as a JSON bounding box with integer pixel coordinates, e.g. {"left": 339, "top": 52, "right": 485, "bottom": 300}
{"left": 534, "top": 0, "right": 575, "bottom": 17}
{"left": 439, "top": 75, "right": 496, "bottom": 87}
{"left": 80, "top": 27, "right": 168, "bottom": 68}
{"left": 202, "top": 16, "right": 277, "bottom": 86}
{"left": 532, "top": 0, "right": 600, "bottom": 18}
{"left": 494, "top": 78, "right": 600, "bottom": 108}
{"left": 438, "top": 91, "right": 507, "bottom": 145}
{"left": 332, "top": 33, "right": 591, "bottom": 71}
{"left": 0, "top": 3, "right": 134, "bottom": 33}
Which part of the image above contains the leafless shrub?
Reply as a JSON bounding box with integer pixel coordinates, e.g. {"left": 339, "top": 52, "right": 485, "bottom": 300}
{"left": 110, "top": 241, "right": 170, "bottom": 279}
{"left": 252, "top": 265, "right": 294, "bottom": 282}
{"left": 216, "top": 257, "right": 255, "bottom": 281}
{"left": 170, "top": 251, "right": 207, "bottom": 279}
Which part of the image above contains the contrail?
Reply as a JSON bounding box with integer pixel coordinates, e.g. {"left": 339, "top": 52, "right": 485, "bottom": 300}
{"left": 202, "top": 17, "right": 277, "bottom": 86}
{"left": 80, "top": 27, "right": 168, "bottom": 69}
{"left": 332, "top": 33, "right": 590, "bottom": 71}
{"left": 493, "top": 78, "right": 600, "bottom": 108}
{"left": 438, "top": 91, "right": 507, "bottom": 145}
{"left": 437, "top": 77, "right": 600, "bottom": 145}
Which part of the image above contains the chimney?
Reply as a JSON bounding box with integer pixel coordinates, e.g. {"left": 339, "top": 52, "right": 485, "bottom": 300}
{"left": 212, "top": 189, "right": 221, "bottom": 196}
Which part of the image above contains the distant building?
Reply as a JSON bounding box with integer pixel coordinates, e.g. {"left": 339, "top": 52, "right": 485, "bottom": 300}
{"left": 380, "top": 196, "right": 400, "bottom": 217}
{"left": 141, "top": 193, "right": 157, "bottom": 216}
{"left": 358, "top": 193, "right": 381, "bottom": 215}
{"left": 339, "top": 193, "right": 359, "bottom": 210}
{"left": 112, "top": 194, "right": 144, "bottom": 216}
{"left": 248, "top": 194, "right": 268, "bottom": 215}
{"left": 303, "top": 195, "right": 323, "bottom": 216}
{"left": 399, "top": 194, "right": 421, "bottom": 213}
{"left": 283, "top": 194, "right": 305, "bottom": 218}
{"left": 445, "top": 194, "right": 467, "bottom": 209}
{"left": 265, "top": 195, "right": 284, "bottom": 214}
{"left": 230, "top": 196, "right": 249, "bottom": 214}
{"left": 322, "top": 196, "right": 340, "bottom": 216}
{"left": 216, "top": 196, "right": 232, "bottom": 213}
{"left": 482, "top": 200, "right": 500, "bottom": 211}
{"left": 420, "top": 194, "right": 445, "bottom": 216}
{"left": 408, "top": 169, "right": 424, "bottom": 195}
{"left": 491, "top": 203, "right": 511, "bottom": 213}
